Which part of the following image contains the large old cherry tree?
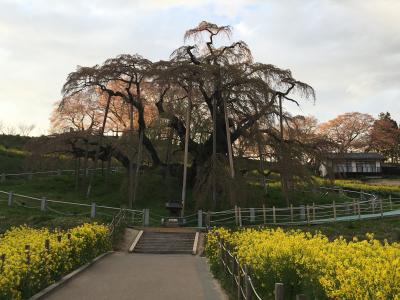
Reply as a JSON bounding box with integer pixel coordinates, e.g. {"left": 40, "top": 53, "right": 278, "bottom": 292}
{"left": 49, "top": 21, "right": 322, "bottom": 208}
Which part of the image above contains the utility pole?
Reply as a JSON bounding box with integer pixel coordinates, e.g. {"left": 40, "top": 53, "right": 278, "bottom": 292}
{"left": 212, "top": 96, "right": 217, "bottom": 208}
{"left": 223, "top": 98, "right": 234, "bottom": 179}
{"left": 181, "top": 88, "right": 192, "bottom": 217}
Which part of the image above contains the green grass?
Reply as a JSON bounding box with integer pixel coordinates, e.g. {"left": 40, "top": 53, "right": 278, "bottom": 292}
{"left": 316, "top": 177, "right": 400, "bottom": 196}
{"left": 1, "top": 169, "right": 399, "bottom": 233}
{"left": 0, "top": 202, "right": 94, "bottom": 234}
{"left": 0, "top": 172, "right": 353, "bottom": 213}
{"left": 0, "top": 145, "right": 27, "bottom": 173}
{"left": 0, "top": 171, "right": 187, "bottom": 230}
{"left": 0, "top": 173, "right": 181, "bottom": 214}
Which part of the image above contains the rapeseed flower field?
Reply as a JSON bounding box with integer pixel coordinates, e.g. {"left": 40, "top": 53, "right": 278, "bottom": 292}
{"left": 207, "top": 228, "right": 400, "bottom": 299}
{"left": 0, "top": 223, "right": 111, "bottom": 299}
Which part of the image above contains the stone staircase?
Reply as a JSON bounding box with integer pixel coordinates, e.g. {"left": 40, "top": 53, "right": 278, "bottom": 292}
{"left": 133, "top": 231, "right": 197, "bottom": 254}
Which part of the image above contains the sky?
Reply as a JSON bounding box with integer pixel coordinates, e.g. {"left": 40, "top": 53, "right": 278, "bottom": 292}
{"left": 0, "top": 0, "right": 399, "bottom": 135}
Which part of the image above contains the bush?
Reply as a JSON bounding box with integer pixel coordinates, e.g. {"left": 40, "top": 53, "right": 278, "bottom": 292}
{"left": 206, "top": 228, "right": 400, "bottom": 299}
{"left": 0, "top": 223, "right": 111, "bottom": 299}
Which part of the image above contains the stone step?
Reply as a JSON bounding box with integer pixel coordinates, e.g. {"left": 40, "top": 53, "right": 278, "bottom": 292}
{"left": 134, "top": 249, "right": 193, "bottom": 254}
{"left": 138, "top": 236, "right": 195, "bottom": 240}
{"left": 143, "top": 233, "right": 195, "bottom": 238}
{"left": 138, "top": 240, "right": 194, "bottom": 245}
{"left": 133, "top": 231, "right": 196, "bottom": 254}
{"left": 134, "top": 247, "right": 193, "bottom": 251}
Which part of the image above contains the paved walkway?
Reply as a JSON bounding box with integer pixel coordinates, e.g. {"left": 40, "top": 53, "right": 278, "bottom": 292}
{"left": 44, "top": 252, "right": 227, "bottom": 300}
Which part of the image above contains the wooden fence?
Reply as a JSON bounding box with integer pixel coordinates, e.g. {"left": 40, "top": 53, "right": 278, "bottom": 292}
{"left": 1, "top": 186, "right": 400, "bottom": 228}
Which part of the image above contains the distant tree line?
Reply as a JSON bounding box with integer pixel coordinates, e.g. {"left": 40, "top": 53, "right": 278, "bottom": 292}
{"left": 0, "top": 121, "right": 35, "bottom": 137}
{"left": 318, "top": 112, "right": 400, "bottom": 163}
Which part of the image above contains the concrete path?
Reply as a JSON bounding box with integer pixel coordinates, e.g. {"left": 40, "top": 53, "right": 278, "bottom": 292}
{"left": 43, "top": 252, "right": 227, "bottom": 300}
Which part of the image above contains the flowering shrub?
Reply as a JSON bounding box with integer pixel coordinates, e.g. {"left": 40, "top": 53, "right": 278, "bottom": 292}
{"left": 206, "top": 228, "right": 400, "bottom": 299}
{"left": 0, "top": 223, "right": 111, "bottom": 300}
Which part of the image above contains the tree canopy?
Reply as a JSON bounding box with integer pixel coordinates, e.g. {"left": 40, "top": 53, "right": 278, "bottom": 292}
{"left": 50, "top": 21, "right": 320, "bottom": 207}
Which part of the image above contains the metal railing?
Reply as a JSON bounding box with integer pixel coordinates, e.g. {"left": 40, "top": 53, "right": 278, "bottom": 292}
{"left": 201, "top": 187, "right": 400, "bottom": 228}
{"left": 1, "top": 187, "right": 400, "bottom": 229}
{"left": 109, "top": 209, "right": 127, "bottom": 237}
{"left": 0, "top": 190, "right": 144, "bottom": 227}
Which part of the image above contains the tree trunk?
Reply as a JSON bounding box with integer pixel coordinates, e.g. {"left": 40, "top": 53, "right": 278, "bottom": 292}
{"left": 132, "top": 129, "right": 144, "bottom": 206}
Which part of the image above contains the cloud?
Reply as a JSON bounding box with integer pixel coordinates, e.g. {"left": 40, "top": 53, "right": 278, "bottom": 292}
{"left": 0, "top": 0, "right": 399, "bottom": 135}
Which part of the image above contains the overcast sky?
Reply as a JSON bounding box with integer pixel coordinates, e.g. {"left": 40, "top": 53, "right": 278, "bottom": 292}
{"left": 0, "top": 0, "right": 399, "bottom": 135}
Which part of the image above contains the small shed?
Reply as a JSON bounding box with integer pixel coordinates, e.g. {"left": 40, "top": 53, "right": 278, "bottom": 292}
{"left": 319, "top": 152, "right": 384, "bottom": 177}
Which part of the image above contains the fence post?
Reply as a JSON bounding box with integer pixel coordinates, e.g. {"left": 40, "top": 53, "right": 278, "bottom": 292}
{"left": 90, "top": 202, "right": 96, "bottom": 218}
{"left": 231, "top": 253, "right": 236, "bottom": 288}
{"left": 198, "top": 210, "right": 203, "bottom": 228}
{"left": 206, "top": 211, "right": 211, "bottom": 227}
{"left": 0, "top": 254, "right": 5, "bottom": 272}
{"left": 144, "top": 209, "right": 150, "bottom": 226}
{"left": 40, "top": 197, "right": 47, "bottom": 212}
{"left": 372, "top": 197, "right": 375, "bottom": 214}
{"left": 8, "top": 191, "right": 13, "bottom": 207}
{"left": 272, "top": 206, "right": 276, "bottom": 224}
{"left": 306, "top": 205, "right": 310, "bottom": 225}
{"left": 238, "top": 207, "right": 242, "bottom": 227}
{"left": 0, "top": 173, "right": 5, "bottom": 183}
{"left": 244, "top": 265, "right": 252, "bottom": 300}
{"left": 357, "top": 200, "right": 361, "bottom": 219}
{"left": 290, "top": 204, "right": 293, "bottom": 223}
{"left": 45, "top": 239, "right": 50, "bottom": 251}
{"left": 249, "top": 208, "right": 255, "bottom": 223}
{"left": 379, "top": 198, "right": 383, "bottom": 218}
{"left": 333, "top": 201, "right": 336, "bottom": 221}
{"left": 312, "top": 202, "right": 315, "bottom": 221}
{"left": 235, "top": 205, "right": 239, "bottom": 226}
{"left": 274, "top": 283, "right": 284, "bottom": 300}
{"left": 300, "top": 205, "right": 305, "bottom": 221}
{"left": 25, "top": 244, "right": 31, "bottom": 265}
{"left": 237, "top": 261, "right": 242, "bottom": 300}
{"left": 219, "top": 238, "right": 224, "bottom": 266}
{"left": 389, "top": 195, "right": 393, "bottom": 210}
{"left": 339, "top": 187, "right": 344, "bottom": 197}
{"left": 28, "top": 172, "right": 33, "bottom": 180}
{"left": 142, "top": 209, "right": 146, "bottom": 226}
{"left": 345, "top": 203, "right": 350, "bottom": 215}
{"left": 262, "top": 204, "right": 266, "bottom": 224}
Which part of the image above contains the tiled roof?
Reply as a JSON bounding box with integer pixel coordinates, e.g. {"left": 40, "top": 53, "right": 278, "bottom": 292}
{"left": 327, "top": 152, "right": 384, "bottom": 160}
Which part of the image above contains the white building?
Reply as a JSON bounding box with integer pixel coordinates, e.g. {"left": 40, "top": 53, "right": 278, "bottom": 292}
{"left": 319, "top": 153, "right": 384, "bottom": 177}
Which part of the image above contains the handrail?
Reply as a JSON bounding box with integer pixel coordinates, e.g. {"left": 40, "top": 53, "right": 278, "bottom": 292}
{"left": 1, "top": 186, "right": 399, "bottom": 228}
{"left": 217, "top": 235, "right": 262, "bottom": 300}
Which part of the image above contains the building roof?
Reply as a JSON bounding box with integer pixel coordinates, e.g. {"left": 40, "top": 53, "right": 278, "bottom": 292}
{"left": 327, "top": 152, "right": 384, "bottom": 160}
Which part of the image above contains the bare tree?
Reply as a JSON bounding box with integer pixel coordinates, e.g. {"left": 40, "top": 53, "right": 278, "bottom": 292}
{"left": 18, "top": 124, "right": 35, "bottom": 136}
{"left": 5, "top": 125, "right": 17, "bottom": 135}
